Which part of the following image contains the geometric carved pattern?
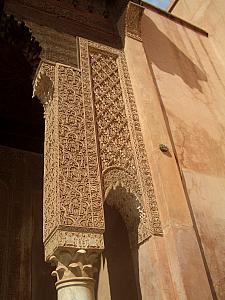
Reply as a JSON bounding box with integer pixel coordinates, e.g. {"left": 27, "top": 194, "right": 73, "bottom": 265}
{"left": 87, "top": 43, "right": 162, "bottom": 243}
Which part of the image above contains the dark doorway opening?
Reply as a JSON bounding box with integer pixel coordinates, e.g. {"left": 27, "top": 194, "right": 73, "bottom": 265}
{"left": 102, "top": 202, "right": 141, "bottom": 300}
{"left": 0, "top": 37, "right": 56, "bottom": 299}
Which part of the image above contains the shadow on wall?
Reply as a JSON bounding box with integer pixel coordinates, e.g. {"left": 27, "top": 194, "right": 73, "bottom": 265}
{"left": 142, "top": 15, "right": 207, "bottom": 93}
{"left": 96, "top": 203, "right": 142, "bottom": 300}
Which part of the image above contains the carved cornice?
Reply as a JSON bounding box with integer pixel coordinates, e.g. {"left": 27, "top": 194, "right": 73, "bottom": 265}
{"left": 44, "top": 230, "right": 104, "bottom": 260}
{"left": 5, "top": 0, "right": 120, "bottom": 48}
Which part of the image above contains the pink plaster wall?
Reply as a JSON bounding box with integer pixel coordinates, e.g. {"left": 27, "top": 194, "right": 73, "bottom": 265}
{"left": 170, "top": 0, "right": 225, "bottom": 66}
{"left": 123, "top": 32, "right": 212, "bottom": 299}
{"left": 142, "top": 6, "right": 225, "bottom": 298}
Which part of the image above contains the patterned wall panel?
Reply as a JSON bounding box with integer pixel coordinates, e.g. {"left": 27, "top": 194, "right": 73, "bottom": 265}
{"left": 34, "top": 38, "right": 162, "bottom": 258}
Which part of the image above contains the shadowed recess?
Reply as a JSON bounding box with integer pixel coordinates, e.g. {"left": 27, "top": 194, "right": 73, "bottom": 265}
{"left": 102, "top": 203, "right": 142, "bottom": 300}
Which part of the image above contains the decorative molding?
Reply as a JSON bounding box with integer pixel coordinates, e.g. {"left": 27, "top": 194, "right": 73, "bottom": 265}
{"left": 45, "top": 230, "right": 104, "bottom": 260}
{"left": 79, "top": 40, "right": 105, "bottom": 231}
{"left": 118, "top": 53, "right": 162, "bottom": 236}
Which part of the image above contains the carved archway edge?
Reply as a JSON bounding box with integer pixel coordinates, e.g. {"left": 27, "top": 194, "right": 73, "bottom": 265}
{"left": 33, "top": 38, "right": 162, "bottom": 260}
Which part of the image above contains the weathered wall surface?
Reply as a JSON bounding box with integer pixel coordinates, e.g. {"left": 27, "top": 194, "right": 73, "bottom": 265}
{"left": 124, "top": 31, "right": 212, "bottom": 299}
{"left": 170, "top": 0, "right": 225, "bottom": 70}
{"left": 142, "top": 6, "right": 225, "bottom": 298}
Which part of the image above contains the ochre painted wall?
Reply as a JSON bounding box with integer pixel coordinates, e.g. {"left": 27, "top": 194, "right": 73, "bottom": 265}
{"left": 170, "top": 0, "right": 225, "bottom": 73}
{"left": 142, "top": 5, "right": 225, "bottom": 298}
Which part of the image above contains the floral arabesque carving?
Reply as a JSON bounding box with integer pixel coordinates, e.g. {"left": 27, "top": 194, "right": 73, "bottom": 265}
{"left": 35, "top": 60, "right": 104, "bottom": 258}
{"left": 57, "top": 64, "right": 103, "bottom": 231}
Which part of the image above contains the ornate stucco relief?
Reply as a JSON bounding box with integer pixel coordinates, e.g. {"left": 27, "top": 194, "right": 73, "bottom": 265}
{"left": 34, "top": 60, "right": 59, "bottom": 241}
{"left": 79, "top": 38, "right": 162, "bottom": 244}
{"left": 35, "top": 37, "right": 161, "bottom": 258}
{"left": 34, "top": 60, "right": 104, "bottom": 260}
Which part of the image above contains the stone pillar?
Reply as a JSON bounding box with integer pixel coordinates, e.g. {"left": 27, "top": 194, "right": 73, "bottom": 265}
{"left": 50, "top": 249, "right": 97, "bottom": 300}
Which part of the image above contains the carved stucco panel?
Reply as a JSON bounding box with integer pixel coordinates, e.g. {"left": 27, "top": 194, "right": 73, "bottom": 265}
{"left": 58, "top": 65, "right": 91, "bottom": 229}
{"left": 80, "top": 39, "right": 162, "bottom": 243}
{"left": 34, "top": 59, "right": 104, "bottom": 257}
{"left": 34, "top": 61, "right": 60, "bottom": 241}
{"left": 35, "top": 37, "right": 161, "bottom": 256}
{"left": 79, "top": 41, "right": 105, "bottom": 230}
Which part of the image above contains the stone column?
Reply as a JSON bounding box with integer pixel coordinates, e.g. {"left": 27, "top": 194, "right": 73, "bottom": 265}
{"left": 50, "top": 249, "right": 97, "bottom": 300}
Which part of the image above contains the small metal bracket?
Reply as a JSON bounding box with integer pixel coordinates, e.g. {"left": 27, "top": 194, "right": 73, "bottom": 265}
{"left": 159, "top": 144, "right": 169, "bottom": 153}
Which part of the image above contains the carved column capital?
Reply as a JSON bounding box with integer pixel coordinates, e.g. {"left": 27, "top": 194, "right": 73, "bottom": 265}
{"left": 50, "top": 249, "right": 98, "bottom": 299}
{"left": 50, "top": 249, "right": 99, "bottom": 283}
